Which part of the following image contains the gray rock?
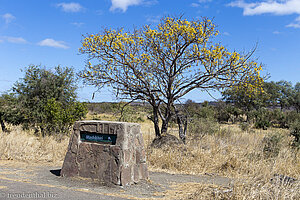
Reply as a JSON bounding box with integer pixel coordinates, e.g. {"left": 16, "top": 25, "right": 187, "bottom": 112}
{"left": 270, "top": 174, "right": 297, "bottom": 185}
{"left": 61, "top": 120, "right": 149, "bottom": 186}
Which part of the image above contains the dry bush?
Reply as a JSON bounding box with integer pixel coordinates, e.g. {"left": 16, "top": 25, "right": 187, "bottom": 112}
{"left": 0, "top": 125, "right": 68, "bottom": 164}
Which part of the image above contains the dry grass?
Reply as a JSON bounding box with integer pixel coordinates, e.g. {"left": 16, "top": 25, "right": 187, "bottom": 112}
{"left": 147, "top": 126, "right": 300, "bottom": 178}
{"left": 179, "top": 181, "right": 300, "bottom": 200}
{"left": 146, "top": 123, "right": 300, "bottom": 199}
{"left": 0, "top": 115, "right": 299, "bottom": 199}
{"left": 0, "top": 125, "right": 68, "bottom": 165}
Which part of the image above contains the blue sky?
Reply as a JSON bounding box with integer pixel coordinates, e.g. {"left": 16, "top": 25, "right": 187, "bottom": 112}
{"left": 0, "top": 0, "right": 299, "bottom": 102}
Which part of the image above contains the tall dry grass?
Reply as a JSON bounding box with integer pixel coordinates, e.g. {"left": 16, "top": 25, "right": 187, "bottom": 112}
{"left": 0, "top": 125, "right": 68, "bottom": 165}
{"left": 147, "top": 125, "right": 300, "bottom": 177}
{"left": 145, "top": 123, "right": 300, "bottom": 199}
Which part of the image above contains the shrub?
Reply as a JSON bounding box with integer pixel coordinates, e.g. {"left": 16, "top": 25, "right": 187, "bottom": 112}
{"left": 215, "top": 102, "right": 231, "bottom": 123}
{"left": 197, "top": 105, "right": 216, "bottom": 120}
{"left": 252, "top": 108, "right": 271, "bottom": 130}
{"left": 44, "top": 98, "right": 87, "bottom": 135}
{"left": 261, "top": 133, "right": 282, "bottom": 158}
{"left": 286, "top": 111, "right": 300, "bottom": 128}
{"left": 269, "top": 109, "right": 288, "bottom": 128}
{"left": 183, "top": 99, "right": 201, "bottom": 118}
{"left": 290, "top": 120, "right": 300, "bottom": 148}
{"left": 10, "top": 65, "right": 87, "bottom": 136}
{"left": 215, "top": 102, "right": 243, "bottom": 123}
{"left": 188, "top": 118, "right": 219, "bottom": 139}
{"left": 0, "top": 93, "right": 24, "bottom": 131}
{"left": 118, "top": 104, "right": 146, "bottom": 123}
{"left": 239, "top": 122, "right": 251, "bottom": 132}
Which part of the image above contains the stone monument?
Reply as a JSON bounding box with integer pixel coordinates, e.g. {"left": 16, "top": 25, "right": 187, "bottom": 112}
{"left": 61, "top": 120, "right": 149, "bottom": 186}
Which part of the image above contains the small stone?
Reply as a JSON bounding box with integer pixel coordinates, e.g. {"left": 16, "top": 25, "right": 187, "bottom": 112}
{"left": 270, "top": 174, "right": 297, "bottom": 185}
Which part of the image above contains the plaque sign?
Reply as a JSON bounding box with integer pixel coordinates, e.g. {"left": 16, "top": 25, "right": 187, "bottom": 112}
{"left": 80, "top": 131, "right": 117, "bottom": 145}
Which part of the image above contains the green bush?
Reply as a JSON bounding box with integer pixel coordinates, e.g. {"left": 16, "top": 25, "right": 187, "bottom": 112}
{"left": 268, "top": 109, "right": 287, "bottom": 128}
{"left": 239, "top": 122, "right": 251, "bottom": 132}
{"left": 261, "top": 133, "right": 282, "bottom": 158}
{"left": 214, "top": 102, "right": 231, "bottom": 123}
{"left": 9, "top": 65, "right": 88, "bottom": 136}
{"left": 250, "top": 108, "right": 271, "bottom": 130}
{"left": 117, "top": 104, "right": 146, "bottom": 123}
{"left": 183, "top": 99, "right": 201, "bottom": 118}
{"left": 197, "top": 105, "right": 215, "bottom": 120}
{"left": 183, "top": 100, "right": 215, "bottom": 120}
{"left": 290, "top": 120, "right": 300, "bottom": 148}
{"left": 44, "top": 98, "right": 87, "bottom": 135}
{"left": 286, "top": 111, "right": 300, "bottom": 128}
{"left": 215, "top": 102, "right": 243, "bottom": 123}
{"left": 0, "top": 93, "right": 24, "bottom": 131}
{"left": 188, "top": 118, "right": 219, "bottom": 139}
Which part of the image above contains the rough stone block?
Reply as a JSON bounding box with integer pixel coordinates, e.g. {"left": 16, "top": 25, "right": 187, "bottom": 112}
{"left": 61, "top": 120, "right": 148, "bottom": 186}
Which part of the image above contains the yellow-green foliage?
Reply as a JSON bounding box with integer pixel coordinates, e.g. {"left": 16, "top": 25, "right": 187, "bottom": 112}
{"left": 79, "top": 16, "right": 263, "bottom": 96}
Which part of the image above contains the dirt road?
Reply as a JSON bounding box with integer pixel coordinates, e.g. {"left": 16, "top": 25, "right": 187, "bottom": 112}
{"left": 0, "top": 161, "right": 232, "bottom": 200}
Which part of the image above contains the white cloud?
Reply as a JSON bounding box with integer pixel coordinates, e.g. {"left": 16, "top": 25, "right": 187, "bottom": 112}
{"left": 198, "top": 0, "right": 212, "bottom": 3}
{"left": 56, "top": 2, "right": 83, "bottom": 13}
{"left": 2, "top": 13, "right": 16, "bottom": 24}
{"left": 270, "top": 47, "right": 277, "bottom": 51}
{"left": 1, "top": 36, "right": 27, "bottom": 44}
{"left": 273, "top": 30, "right": 281, "bottom": 34}
{"left": 229, "top": 0, "right": 300, "bottom": 16}
{"left": 229, "top": 0, "right": 300, "bottom": 28}
{"left": 191, "top": 3, "right": 200, "bottom": 7}
{"left": 96, "top": 10, "right": 104, "bottom": 15}
{"left": 110, "top": 0, "right": 142, "bottom": 12}
{"left": 38, "top": 38, "right": 69, "bottom": 49}
{"left": 71, "top": 22, "right": 84, "bottom": 27}
{"left": 146, "top": 15, "right": 161, "bottom": 23}
{"left": 286, "top": 22, "right": 300, "bottom": 28}
{"left": 191, "top": 0, "right": 212, "bottom": 7}
{"left": 223, "top": 32, "right": 230, "bottom": 36}
{"left": 143, "top": 0, "right": 158, "bottom": 6}
{"left": 286, "top": 15, "right": 300, "bottom": 28}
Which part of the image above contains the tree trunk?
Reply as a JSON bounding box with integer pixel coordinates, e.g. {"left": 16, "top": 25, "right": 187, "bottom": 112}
{"left": 0, "top": 119, "right": 7, "bottom": 132}
{"left": 160, "top": 102, "right": 172, "bottom": 135}
{"left": 152, "top": 107, "right": 161, "bottom": 138}
{"left": 174, "top": 107, "right": 187, "bottom": 144}
{"left": 161, "top": 113, "right": 172, "bottom": 135}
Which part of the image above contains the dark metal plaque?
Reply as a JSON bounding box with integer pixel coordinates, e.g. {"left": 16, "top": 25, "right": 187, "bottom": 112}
{"left": 80, "top": 131, "right": 117, "bottom": 145}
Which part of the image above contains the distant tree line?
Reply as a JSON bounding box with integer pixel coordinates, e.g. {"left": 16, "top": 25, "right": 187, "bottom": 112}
{"left": 222, "top": 80, "right": 300, "bottom": 113}
{"left": 179, "top": 80, "right": 300, "bottom": 147}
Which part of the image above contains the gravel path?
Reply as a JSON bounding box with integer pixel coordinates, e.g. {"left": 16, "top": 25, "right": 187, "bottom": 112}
{"left": 0, "top": 162, "right": 232, "bottom": 200}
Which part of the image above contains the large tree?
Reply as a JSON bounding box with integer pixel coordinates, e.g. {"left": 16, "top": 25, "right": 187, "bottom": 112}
{"left": 79, "top": 16, "right": 263, "bottom": 141}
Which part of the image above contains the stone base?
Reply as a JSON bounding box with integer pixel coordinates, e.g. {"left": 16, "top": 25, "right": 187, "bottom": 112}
{"left": 61, "top": 121, "right": 149, "bottom": 186}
